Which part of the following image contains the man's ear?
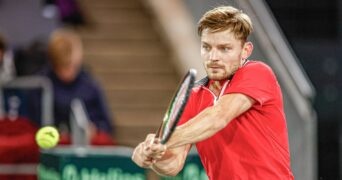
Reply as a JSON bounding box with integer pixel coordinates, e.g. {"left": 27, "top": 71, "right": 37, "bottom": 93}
{"left": 241, "top": 42, "right": 253, "bottom": 59}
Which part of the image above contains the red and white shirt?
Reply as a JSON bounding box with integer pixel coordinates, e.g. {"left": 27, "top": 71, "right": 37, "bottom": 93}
{"left": 178, "top": 61, "right": 294, "bottom": 180}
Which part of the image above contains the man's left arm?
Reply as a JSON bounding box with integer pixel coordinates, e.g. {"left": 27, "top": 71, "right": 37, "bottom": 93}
{"left": 167, "top": 93, "right": 254, "bottom": 148}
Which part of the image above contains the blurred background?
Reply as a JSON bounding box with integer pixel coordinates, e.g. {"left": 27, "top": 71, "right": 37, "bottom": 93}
{"left": 0, "top": 0, "right": 340, "bottom": 179}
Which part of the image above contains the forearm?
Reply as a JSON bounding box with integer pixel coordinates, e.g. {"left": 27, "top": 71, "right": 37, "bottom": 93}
{"left": 151, "top": 151, "right": 183, "bottom": 176}
{"left": 151, "top": 144, "right": 190, "bottom": 176}
{"left": 131, "top": 134, "right": 190, "bottom": 176}
{"left": 167, "top": 105, "right": 225, "bottom": 148}
{"left": 167, "top": 93, "right": 254, "bottom": 148}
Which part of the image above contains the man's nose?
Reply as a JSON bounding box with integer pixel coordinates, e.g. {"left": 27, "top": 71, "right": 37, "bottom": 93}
{"left": 209, "top": 49, "right": 219, "bottom": 61}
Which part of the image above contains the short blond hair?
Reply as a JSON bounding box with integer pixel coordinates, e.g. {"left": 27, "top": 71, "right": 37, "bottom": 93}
{"left": 48, "top": 28, "right": 82, "bottom": 68}
{"left": 198, "top": 6, "right": 253, "bottom": 42}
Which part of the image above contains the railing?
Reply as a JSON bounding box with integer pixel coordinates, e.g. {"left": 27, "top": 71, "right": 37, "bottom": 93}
{"left": 70, "top": 98, "right": 90, "bottom": 147}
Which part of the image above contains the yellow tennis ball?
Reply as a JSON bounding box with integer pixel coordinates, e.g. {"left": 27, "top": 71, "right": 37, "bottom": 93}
{"left": 35, "top": 126, "right": 60, "bottom": 149}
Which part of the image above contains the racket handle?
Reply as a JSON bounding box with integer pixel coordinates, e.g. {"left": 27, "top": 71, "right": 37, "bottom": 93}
{"left": 155, "top": 124, "right": 162, "bottom": 138}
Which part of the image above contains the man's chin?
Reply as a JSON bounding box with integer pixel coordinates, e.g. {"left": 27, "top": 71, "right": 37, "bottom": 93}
{"left": 208, "top": 74, "right": 227, "bottom": 81}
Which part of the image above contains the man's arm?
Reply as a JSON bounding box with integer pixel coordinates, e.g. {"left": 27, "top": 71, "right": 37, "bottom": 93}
{"left": 167, "top": 93, "right": 255, "bottom": 148}
{"left": 131, "top": 134, "right": 191, "bottom": 176}
{"left": 151, "top": 144, "right": 191, "bottom": 176}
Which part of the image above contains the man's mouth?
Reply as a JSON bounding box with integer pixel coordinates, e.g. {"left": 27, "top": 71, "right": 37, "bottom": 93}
{"left": 208, "top": 66, "right": 221, "bottom": 69}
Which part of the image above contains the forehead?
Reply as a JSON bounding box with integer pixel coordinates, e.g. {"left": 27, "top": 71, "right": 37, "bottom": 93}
{"left": 201, "top": 29, "right": 241, "bottom": 45}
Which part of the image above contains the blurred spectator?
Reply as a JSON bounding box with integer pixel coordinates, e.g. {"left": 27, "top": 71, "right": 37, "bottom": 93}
{"left": 40, "top": 28, "right": 115, "bottom": 145}
{"left": 0, "top": 34, "right": 16, "bottom": 84}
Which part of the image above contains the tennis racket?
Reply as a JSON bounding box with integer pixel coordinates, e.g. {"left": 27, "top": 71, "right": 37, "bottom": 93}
{"left": 155, "top": 69, "right": 197, "bottom": 144}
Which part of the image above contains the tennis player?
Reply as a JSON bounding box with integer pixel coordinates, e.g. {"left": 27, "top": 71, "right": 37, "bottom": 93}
{"left": 132, "top": 5, "right": 294, "bottom": 179}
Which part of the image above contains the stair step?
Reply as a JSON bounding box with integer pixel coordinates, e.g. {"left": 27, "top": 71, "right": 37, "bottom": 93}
{"left": 84, "top": 40, "right": 167, "bottom": 56}
{"left": 107, "top": 89, "right": 174, "bottom": 109}
{"left": 81, "top": 0, "right": 142, "bottom": 9}
{"left": 115, "top": 125, "right": 158, "bottom": 146}
{"left": 87, "top": 8, "right": 150, "bottom": 24}
{"left": 84, "top": 54, "right": 174, "bottom": 73}
{"left": 90, "top": 7, "right": 148, "bottom": 18}
{"left": 114, "top": 109, "right": 165, "bottom": 126}
{"left": 96, "top": 72, "right": 178, "bottom": 90}
{"left": 79, "top": 25, "right": 158, "bottom": 40}
{"left": 90, "top": 68, "right": 174, "bottom": 74}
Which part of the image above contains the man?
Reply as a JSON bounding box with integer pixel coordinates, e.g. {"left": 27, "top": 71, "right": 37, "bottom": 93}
{"left": 132, "top": 6, "right": 294, "bottom": 179}
{"left": 40, "top": 28, "right": 115, "bottom": 145}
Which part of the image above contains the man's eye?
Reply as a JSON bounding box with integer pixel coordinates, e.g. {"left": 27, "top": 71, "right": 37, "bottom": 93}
{"left": 222, "top": 47, "right": 231, "bottom": 51}
{"left": 202, "top": 45, "right": 210, "bottom": 51}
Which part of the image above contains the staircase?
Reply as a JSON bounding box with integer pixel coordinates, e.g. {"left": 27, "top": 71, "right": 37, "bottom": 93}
{"left": 77, "top": 0, "right": 180, "bottom": 146}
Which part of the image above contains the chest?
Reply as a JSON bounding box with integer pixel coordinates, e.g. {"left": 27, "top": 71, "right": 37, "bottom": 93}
{"left": 53, "top": 81, "right": 95, "bottom": 107}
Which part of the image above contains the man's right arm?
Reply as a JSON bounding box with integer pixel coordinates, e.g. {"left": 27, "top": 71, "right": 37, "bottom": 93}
{"left": 151, "top": 144, "right": 191, "bottom": 176}
{"left": 131, "top": 134, "right": 191, "bottom": 176}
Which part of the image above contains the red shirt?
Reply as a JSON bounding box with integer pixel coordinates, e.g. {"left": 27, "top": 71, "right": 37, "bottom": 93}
{"left": 178, "top": 61, "right": 294, "bottom": 180}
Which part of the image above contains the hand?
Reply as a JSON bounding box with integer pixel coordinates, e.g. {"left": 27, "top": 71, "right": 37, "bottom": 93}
{"left": 132, "top": 134, "right": 167, "bottom": 168}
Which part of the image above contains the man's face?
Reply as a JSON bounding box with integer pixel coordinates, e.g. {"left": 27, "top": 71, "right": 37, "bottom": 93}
{"left": 54, "top": 43, "right": 83, "bottom": 83}
{"left": 201, "top": 29, "right": 252, "bottom": 80}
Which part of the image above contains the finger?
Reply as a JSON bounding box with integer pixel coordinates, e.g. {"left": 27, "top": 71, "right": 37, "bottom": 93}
{"left": 150, "top": 143, "right": 166, "bottom": 153}
{"left": 145, "top": 133, "right": 156, "bottom": 142}
{"left": 142, "top": 142, "right": 159, "bottom": 158}
{"left": 149, "top": 148, "right": 167, "bottom": 159}
{"left": 154, "top": 151, "right": 166, "bottom": 160}
{"left": 148, "top": 136, "right": 155, "bottom": 147}
{"left": 145, "top": 134, "right": 159, "bottom": 148}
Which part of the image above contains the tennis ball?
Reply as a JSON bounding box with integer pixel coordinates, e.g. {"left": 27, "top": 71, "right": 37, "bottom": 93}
{"left": 35, "top": 126, "right": 60, "bottom": 149}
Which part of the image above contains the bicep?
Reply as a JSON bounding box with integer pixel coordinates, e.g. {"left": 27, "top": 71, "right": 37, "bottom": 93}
{"left": 214, "top": 93, "right": 255, "bottom": 124}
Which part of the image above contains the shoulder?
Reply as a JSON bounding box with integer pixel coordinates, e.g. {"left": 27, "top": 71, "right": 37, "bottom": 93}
{"left": 243, "top": 60, "right": 273, "bottom": 72}
{"left": 78, "top": 70, "right": 102, "bottom": 90}
{"left": 235, "top": 60, "right": 276, "bottom": 78}
{"left": 191, "top": 77, "right": 208, "bottom": 93}
{"left": 79, "top": 70, "right": 96, "bottom": 84}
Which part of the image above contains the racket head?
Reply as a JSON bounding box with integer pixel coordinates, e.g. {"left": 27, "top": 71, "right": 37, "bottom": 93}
{"left": 156, "top": 69, "right": 197, "bottom": 144}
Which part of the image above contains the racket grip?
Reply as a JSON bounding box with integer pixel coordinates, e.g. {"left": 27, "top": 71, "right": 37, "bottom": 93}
{"left": 155, "top": 124, "right": 162, "bottom": 138}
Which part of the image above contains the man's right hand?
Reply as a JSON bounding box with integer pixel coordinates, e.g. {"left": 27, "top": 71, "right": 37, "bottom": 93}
{"left": 131, "top": 134, "right": 167, "bottom": 168}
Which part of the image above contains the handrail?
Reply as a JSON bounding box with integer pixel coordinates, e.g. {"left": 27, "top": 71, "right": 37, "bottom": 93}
{"left": 0, "top": 164, "right": 37, "bottom": 175}
{"left": 70, "top": 98, "right": 90, "bottom": 146}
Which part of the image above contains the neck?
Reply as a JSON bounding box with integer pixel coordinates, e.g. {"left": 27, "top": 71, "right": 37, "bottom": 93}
{"left": 209, "top": 79, "right": 227, "bottom": 96}
{"left": 55, "top": 67, "right": 79, "bottom": 83}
